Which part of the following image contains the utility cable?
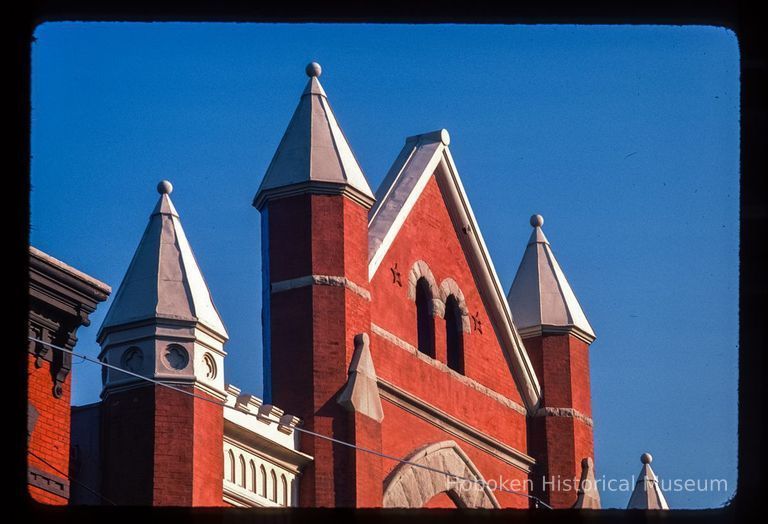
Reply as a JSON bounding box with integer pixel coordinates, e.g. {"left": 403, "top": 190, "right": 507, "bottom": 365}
{"left": 28, "top": 336, "right": 552, "bottom": 509}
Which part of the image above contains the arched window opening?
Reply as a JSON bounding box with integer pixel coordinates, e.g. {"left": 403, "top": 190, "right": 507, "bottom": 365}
{"left": 445, "top": 295, "right": 464, "bottom": 374}
{"left": 270, "top": 470, "right": 278, "bottom": 502}
{"left": 238, "top": 455, "right": 246, "bottom": 487}
{"left": 249, "top": 460, "right": 257, "bottom": 492}
{"left": 227, "top": 449, "right": 235, "bottom": 483}
{"left": 260, "top": 465, "right": 267, "bottom": 497}
{"left": 281, "top": 474, "right": 288, "bottom": 506}
{"left": 416, "top": 277, "right": 435, "bottom": 358}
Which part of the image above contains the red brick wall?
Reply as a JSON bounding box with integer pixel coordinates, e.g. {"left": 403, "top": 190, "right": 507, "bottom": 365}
{"left": 27, "top": 355, "right": 71, "bottom": 505}
{"left": 368, "top": 174, "right": 531, "bottom": 506}
{"left": 264, "top": 172, "right": 593, "bottom": 509}
{"left": 348, "top": 412, "right": 383, "bottom": 507}
{"left": 524, "top": 334, "right": 595, "bottom": 508}
{"left": 380, "top": 401, "right": 530, "bottom": 509}
{"left": 191, "top": 391, "right": 225, "bottom": 506}
{"left": 370, "top": 176, "right": 524, "bottom": 405}
{"left": 423, "top": 491, "right": 457, "bottom": 508}
{"left": 101, "top": 385, "right": 156, "bottom": 505}
{"left": 266, "top": 194, "right": 372, "bottom": 507}
{"left": 101, "top": 384, "right": 224, "bottom": 506}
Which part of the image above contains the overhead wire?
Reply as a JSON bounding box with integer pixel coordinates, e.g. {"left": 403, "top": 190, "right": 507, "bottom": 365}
{"left": 27, "top": 449, "right": 117, "bottom": 505}
{"left": 28, "top": 336, "right": 552, "bottom": 509}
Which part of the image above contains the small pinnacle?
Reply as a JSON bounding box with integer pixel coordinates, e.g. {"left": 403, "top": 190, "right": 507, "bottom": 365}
{"left": 530, "top": 214, "right": 544, "bottom": 228}
{"left": 306, "top": 62, "right": 322, "bottom": 78}
{"left": 157, "top": 180, "right": 173, "bottom": 195}
{"left": 641, "top": 452, "right": 653, "bottom": 464}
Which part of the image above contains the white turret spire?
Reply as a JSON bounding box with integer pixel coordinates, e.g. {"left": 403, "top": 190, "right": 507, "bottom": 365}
{"left": 98, "top": 180, "right": 228, "bottom": 339}
{"left": 97, "top": 181, "right": 228, "bottom": 399}
{"left": 627, "top": 453, "right": 670, "bottom": 510}
{"left": 253, "top": 62, "right": 375, "bottom": 210}
{"left": 507, "top": 214, "right": 595, "bottom": 343}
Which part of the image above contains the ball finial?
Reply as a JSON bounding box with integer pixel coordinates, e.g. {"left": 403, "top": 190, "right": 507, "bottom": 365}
{"left": 641, "top": 452, "right": 653, "bottom": 464}
{"left": 530, "top": 214, "right": 544, "bottom": 228}
{"left": 157, "top": 180, "right": 173, "bottom": 195}
{"left": 305, "top": 62, "right": 322, "bottom": 78}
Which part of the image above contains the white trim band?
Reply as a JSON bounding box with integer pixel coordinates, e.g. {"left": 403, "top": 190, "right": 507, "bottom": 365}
{"left": 271, "top": 275, "right": 371, "bottom": 301}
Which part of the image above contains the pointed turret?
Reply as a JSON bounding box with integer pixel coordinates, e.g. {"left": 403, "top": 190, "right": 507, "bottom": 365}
{"left": 97, "top": 181, "right": 228, "bottom": 506}
{"left": 98, "top": 180, "right": 228, "bottom": 340}
{"left": 628, "top": 453, "right": 670, "bottom": 510}
{"left": 97, "top": 180, "right": 227, "bottom": 397}
{"left": 513, "top": 215, "right": 598, "bottom": 508}
{"left": 507, "top": 214, "right": 595, "bottom": 343}
{"left": 254, "top": 63, "right": 378, "bottom": 506}
{"left": 253, "top": 61, "right": 375, "bottom": 210}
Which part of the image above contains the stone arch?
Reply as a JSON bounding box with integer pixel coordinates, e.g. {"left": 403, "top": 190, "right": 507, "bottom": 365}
{"left": 407, "top": 260, "right": 445, "bottom": 318}
{"left": 438, "top": 278, "right": 471, "bottom": 333}
{"left": 383, "top": 440, "right": 500, "bottom": 509}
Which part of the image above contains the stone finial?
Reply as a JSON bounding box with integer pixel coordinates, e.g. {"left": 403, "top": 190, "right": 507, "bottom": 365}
{"left": 530, "top": 214, "right": 544, "bottom": 227}
{"left": 573, "top": 457, "right": 601, "bottom": 509}
{"left": 305, "top": 61, "right": 322, "bottom": 78}
{"left": 641, "top": 452, "right": 653, "bottom": 464}
{"left": 157, "top": 180, "right": 173, "bottom": 194}
{"left": 337, "top": 333, "right": 384, "bottom": 422}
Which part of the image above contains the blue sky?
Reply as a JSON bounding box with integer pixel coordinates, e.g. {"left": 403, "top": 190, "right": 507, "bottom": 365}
{"left": 30, "top": 23, "right": 739, "bottom": 509}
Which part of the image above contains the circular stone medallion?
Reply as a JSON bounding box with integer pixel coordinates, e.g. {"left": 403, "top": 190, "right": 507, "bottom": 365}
{"left": 162, "top": 344, "right": 189, "bottom": 370}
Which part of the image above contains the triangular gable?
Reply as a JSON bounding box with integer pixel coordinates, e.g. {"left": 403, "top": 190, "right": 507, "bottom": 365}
{"left": 368, "top": 130, "right": 541, "bottom": 412}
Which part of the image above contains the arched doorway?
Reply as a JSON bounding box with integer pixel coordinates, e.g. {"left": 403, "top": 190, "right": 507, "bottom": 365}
{"left": 382, "top": 440, "right": 499, "bottom": 508}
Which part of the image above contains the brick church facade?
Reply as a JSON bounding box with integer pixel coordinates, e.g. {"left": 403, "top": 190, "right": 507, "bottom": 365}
{"left": 27, "top": 63, "right": 668, "bottom": 510}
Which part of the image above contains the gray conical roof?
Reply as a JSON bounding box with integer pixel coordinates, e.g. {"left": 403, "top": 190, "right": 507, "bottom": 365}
{"left": 253, "top": 63, "right": 375, "bottom": 209}
{"left": 627, "top": 453, "right": 670, "bottom": 510}
{"left": 97, "top": 182, "right": 228, "bottom": 341}
{"left": 507, "top": 215, "right": 595, "bottom": 343}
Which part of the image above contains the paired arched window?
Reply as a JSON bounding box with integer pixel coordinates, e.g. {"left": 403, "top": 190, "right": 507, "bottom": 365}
{"left": 445, "top": 295, "right": 464, "bottom": 374}
{"left": 415, "top": 277, "right": 435, "bottom": 358}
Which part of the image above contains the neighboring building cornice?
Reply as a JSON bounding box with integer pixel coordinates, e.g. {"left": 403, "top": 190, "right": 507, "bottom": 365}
{"left": 29, "top": 246, "right": 111, "bottom": 397}
{"left": 30, "top": 246, "right": 111, "bottom": 302}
